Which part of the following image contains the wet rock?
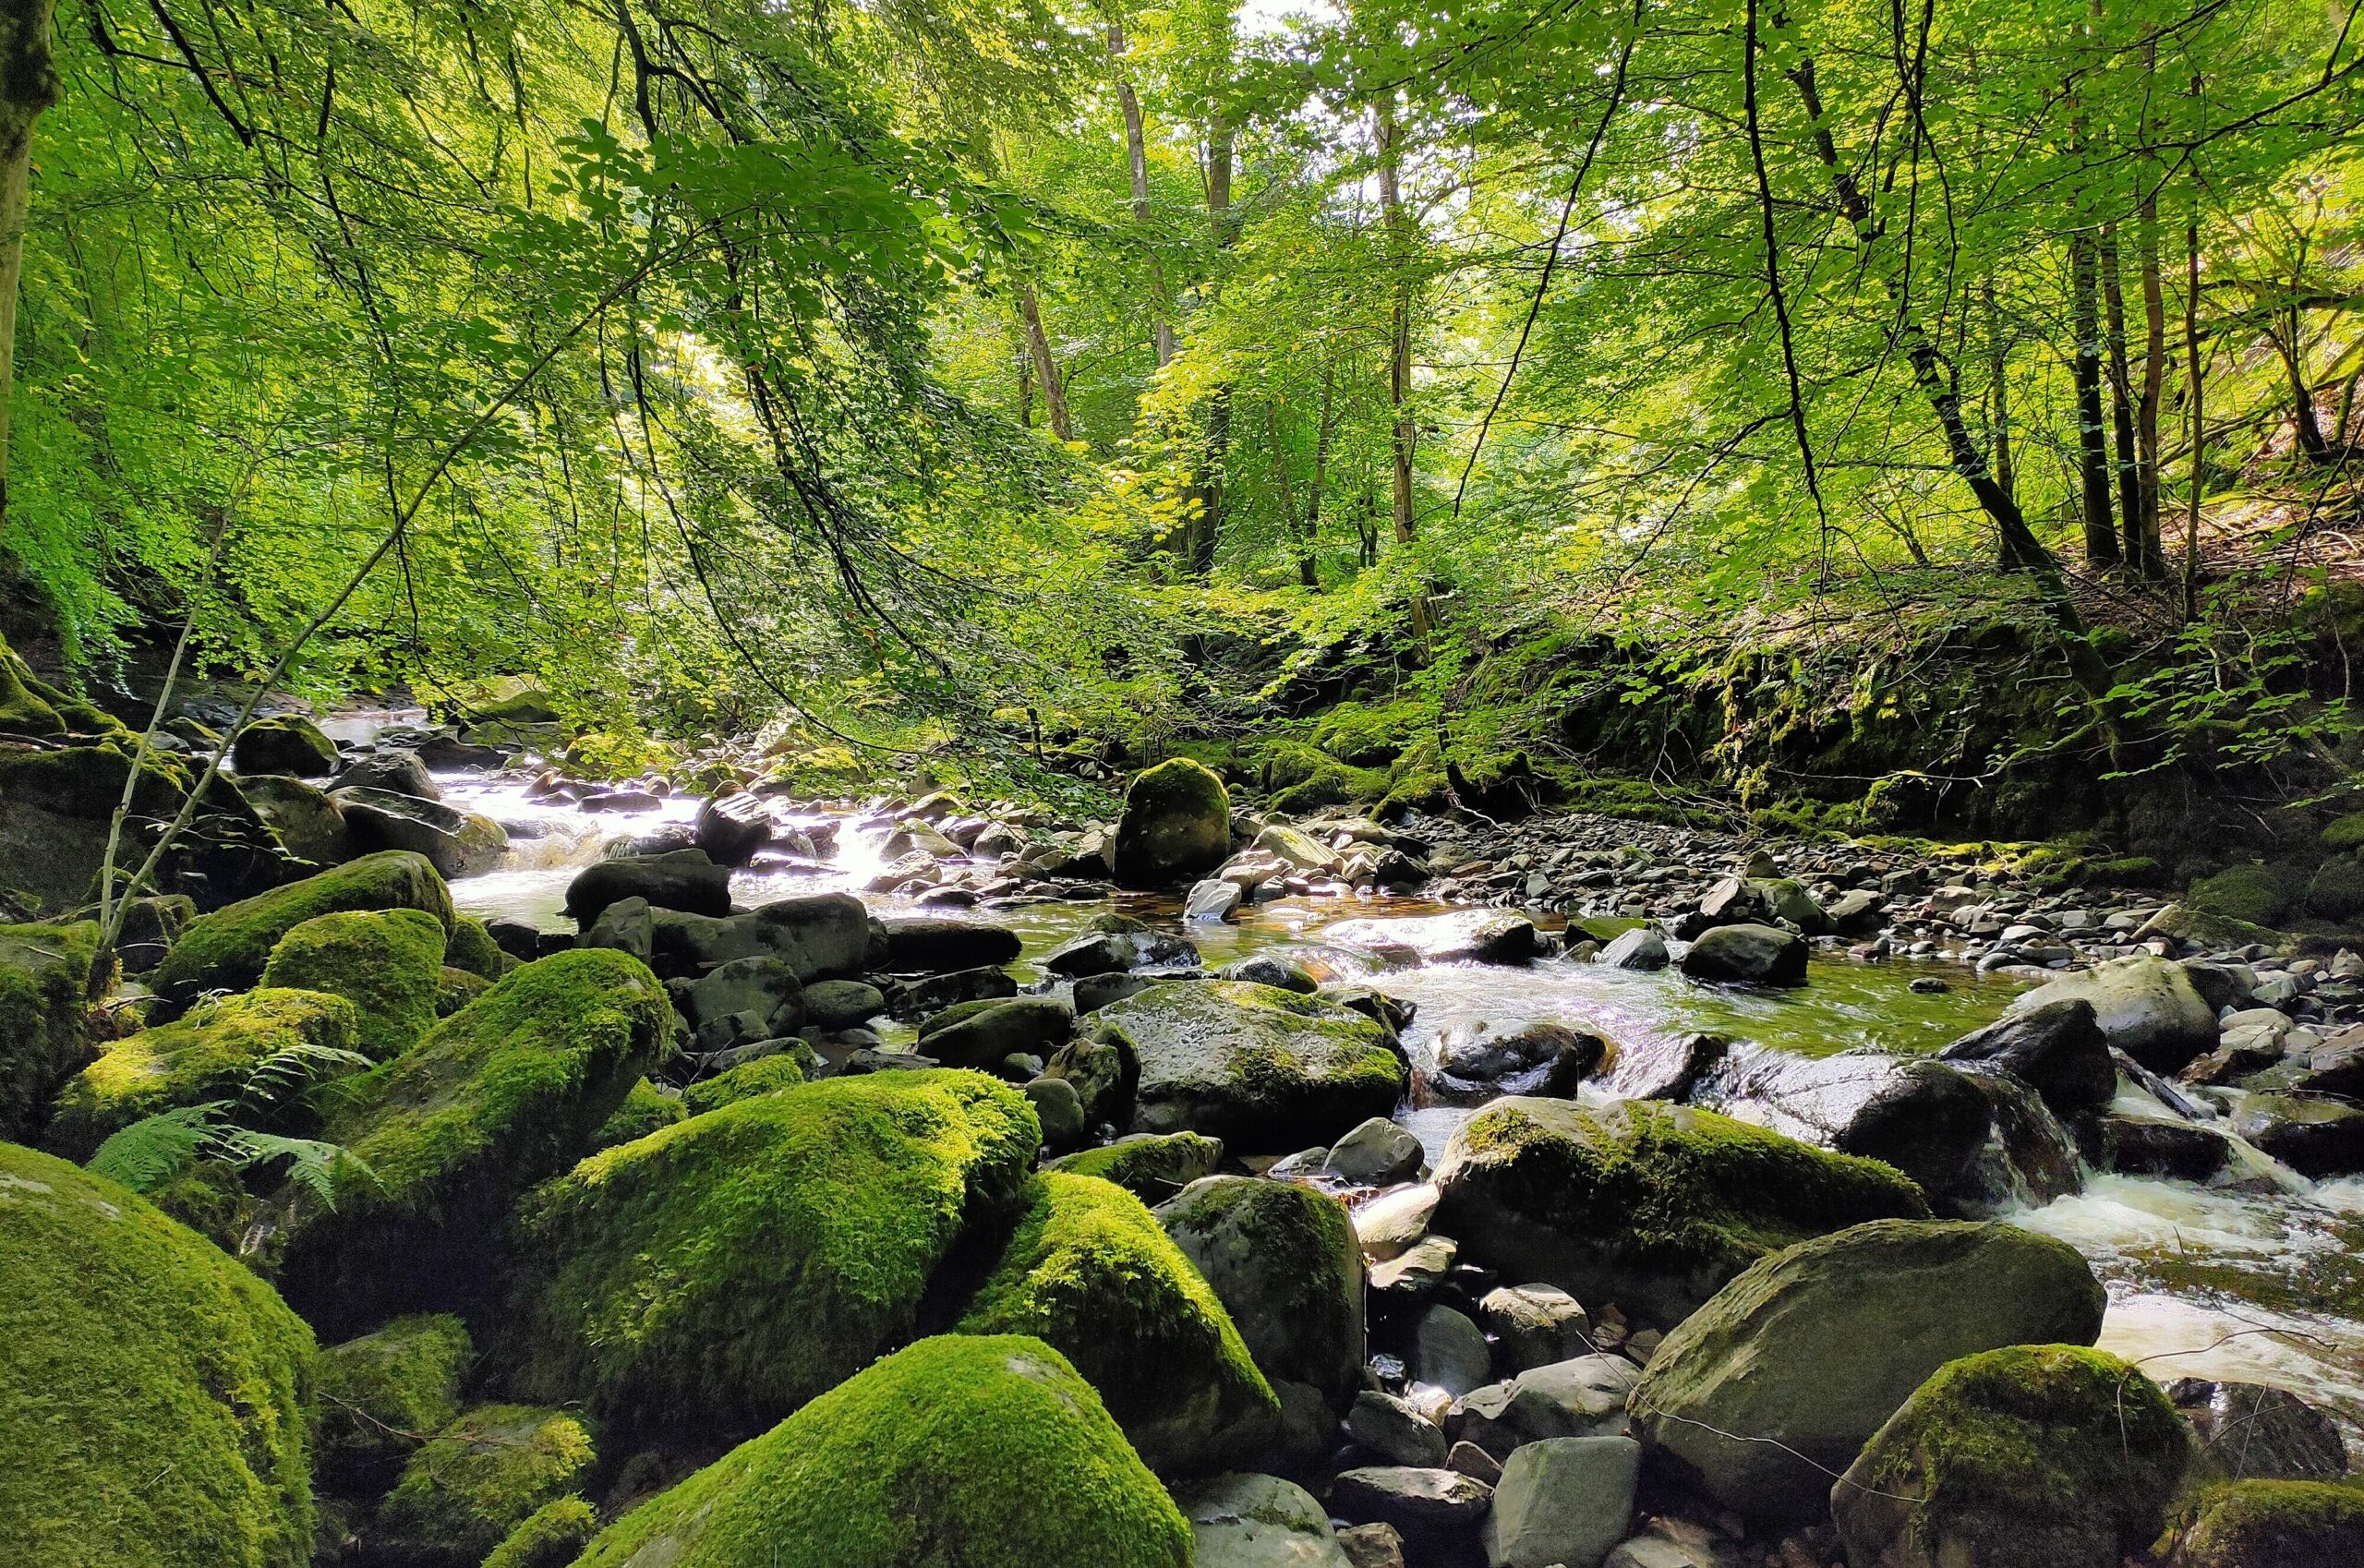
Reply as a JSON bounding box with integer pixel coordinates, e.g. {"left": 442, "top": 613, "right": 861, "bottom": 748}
{"left": 884, "top": 963, "right": 1019, "bottom": 1019}
{"left": 1220, "top": 954, "right": 1324, "bottom": 993}
{"left": 1410, "top": 1304, "right": 1492, "bottom": 1396}
{"left": 2163, "top": 1478, "right": 2364, "bottom": 1566}
{"left": 1044, "top": 1034, "right": 1136, "bottom": 1126}
{"left": 1950, "top": 1068, "right": 2084, "bottom": 1214}
{"left": 1937, "top": 998, "right": 2117, "bottom": 1116}
{"left": 1328, "top": 1467, "right": 1493, "bottom": 1539}
{"left": 646, "top": 894, "right": 873, "bottom": 983}
{"left": 1179, "top": 1473, "right": 1353, "bottom": 1568}
{"left": 1432, "top": 1020, "right": 1606, "bottom": 1104}
{"left": 2102, "top": 1112, "right": 2234, "bottom": 1181}
{"left": 1483, "top": 1435, "right": 1640, "bottom": 1568}
{"left": 1629, "top": 1219, "right": 2105, "bottom": 1520}
{"left": 335, "top": 748, "right": 440, "bottom": 801}
{"left": 1598, "top": 1031, "right": 1729, "bottom": 1102}
{"left": 917, "top": 995, "right": 1074, "bottom": 1071}
{"left": 2007, "top": 954, "right": 2220, "bottom": 1075}
{"left": 564, "top": 851, "right": 731, "bottom": 923}
{"left": 332, "top": 786, "right": 509, "bottom": 878}
{"left": 2169, "top": 1379, "right": 2351, "bottom": 1482}
{"left": 2291, "top": 1024, "right": 2364, "bottom": 1098}
{"left": 1355, "top": 1183, "right": 1440, "bottom": 1261}
{"left": 1325, "top": 910, "right": 1541, "bottom": 966}
{"left": 1689, "top": 1046, "right": 1994, "bottom": 1203}
{"left": 1156, "top": 1175, "right": 1367, "bottom": 1410}
{"left": 1478, "top": 1284, "right": 1592, "bottom": 1374}
{"left": 1044, "top": 924, "right": 1200, "bottom": 976}
{"left": 693, "top": 790, "right": 775, "bottom": 865}
{"left": 1596, "top": 927, "right": 1669, "bottom": 971}
{"left": 1114, "top": 758, "right": 1234, "bottom": 888}
{"left": 1347, "top": 1390, "right": 1450, "bottom": 1466}
{"left": 1046, "top": 1130, "right": 1224, "bottom": 1201}
{"left": 1449, "top": 1354, "right": 1639, "bottom": 1457}
{"left": 240, "top": 773, "right": 357, "bottom": 865}
{"left": 1074, "top": 971, "right": 1164, "bottom": 1012}
{"left": 2230, "top": 1093, "right": 2364, "bottom": 1177}
{"left": 1187, "top": 879, "right": 1245, "bottom": 923}
{"left": 232, "top": 714, "right": 339, "bottom": 777}
{"left": 801, "top": 978, "right": 886, "bottom": 1031}
{"left": 1324, "top": 1116, "right": 1425, "bottom": 1187}
{"left": 1335, "top": 1524, "right": 1406, "bottom": 1568}
{"left": 674, "top": 956, "right": 804, "bottom": 1043}
{"left": 878, "top": 915, "right": 1022, "bottom": 972}
{"left": 1677, "top": 923, "right": 1805, "bottom": 986}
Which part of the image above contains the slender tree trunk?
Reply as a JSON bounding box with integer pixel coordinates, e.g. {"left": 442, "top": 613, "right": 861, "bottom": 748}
{"left": 1017, "top": 286, "right": 1073, "bottom": 441}
{"left": 2281, "top": 264, "right": 2332, "bottom": 462}
{"left": 1984, "top": 277, "right": 2014, "bottom": 503}
{"left": 1374, "top": 98, "right": 1430, "bottom": 644}
{"left": 1019, "top": 348, "right": 1032, "bottom": 428}
{"left": 2181, "top": 86, "right": 2205, "bottom": 621}
{"left": 0, "top": 0, "right": 61, "bottom": 529}
{"left": 1301, "top": 353, "right": 1335, "bottom": 587}
{"left": 2072, "top": 226, "right": 2120, "bottom": 565}
{"left": 2099, "top": 227, "right": 2141, "bottom": 564}
{"left": 1186, "top": 120, "right": 1236, "bottom": 572}
{"left": 1104, "top": 15, "right": 1172, "bottom": 368}
{"left": 2136, "top": 146, "right": 2167, "bottom": 578}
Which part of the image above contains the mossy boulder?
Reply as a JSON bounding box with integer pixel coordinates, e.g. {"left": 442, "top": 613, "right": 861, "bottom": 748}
{"left": 154, "top": 850, "right": 454, "bottom": 1004}
{"left": 2189, "top": 862, "right": 2305, "bottom": 927}
{"left": 0, "top": 647, "right": 65, "bottom": 736}
{"left": 1628, "top": 1220, "right": 2106, "bottom": 1519}
{"left": 435, "top": 964, "right": 489, "bottom": 1015}
{"left": 1045, "top": 1129, "right": 1225, "bottom": 1201}
{"left": 46, "top": 986, "right": 362, "bottom": 1161}
{"left": 2303, "top": 855, "right": 2364, "bottom": 922}
{"left": 1096, "top": 980, "right": 1407, "bottom": 1151}
{"left": 443, "top": 914, "right": 512, "bottom": 981}
{"left": 680, "top": 1050, "right": 813, "bottom": 1114}
{"left": 568, "top": 1334, "right": 1192, "bottom": 1568}
{"left": 958, "top": 1172, "right": 1277, "bottom": 1472}
{"left": 233, "top": 715, "right": 341, "bottom": 778}
{"left": 260, "top": 907, "right": 446, "bottom": 1060}
{"left": 2006, "top": 953, "right": 2221, "bottom": 1075}
{"left": 1432, "top": 1096, "right": 1930, "bottom": 1321}
{"left": 2165, "top": 1479, "right": 2364, "bottom": 1568}
{"left": 2322, "top": 813, "right": 2364, "bottom": 851}
{"left": 592, "top": 1077, "right": 687, "bottom": 1148}
{"left": 371, "top": 1405, "right": 597, "bottom": 1568}
{"left": 267, "top": 947, "right": 670, "bottom": 1333}
{"left": 481, "top": 1496, "right": 600, "bottom": 1568}
{"left": 513, "top": 1069, "right": 1038, "bottom": 1431}
{"left": 0, "top": 919, "right": 102, "bottom": 1140}
{"left": 313, "top": 1312, "right": 474, "bottom": 1493}
{"left": 1113, "top": 758, "right": 1232, "bottom": 888}
{"left": 1832, "top": 1345, "right": 2191, "bottom": 1568}
{"left": 0, "top": 742, "right": 287, "bottom": 911}
{"left": 0, "top": 1142, "right": 316, "bottom": 1567}
{"left": 1152, "top": 1174, "right": 1367, "bottom": 1411}
{"left": 240, "top": 773, "right": 357, "bottom": 866}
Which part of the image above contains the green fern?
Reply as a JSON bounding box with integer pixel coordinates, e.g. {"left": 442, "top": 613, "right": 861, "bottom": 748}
{"left": 239, "top": 1038, "right": 374, "bottom": 1116}
{"left": 211, "top": 1127, "right": 369, "bottom": 1209}
{"left": 88, "top": 1103, "right": 223, "bottom": 1192}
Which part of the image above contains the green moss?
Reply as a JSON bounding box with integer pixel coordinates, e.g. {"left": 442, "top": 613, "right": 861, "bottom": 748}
{"left": 2189, "top": 862, "right": 2302, "bottom": 926}
{"left": 0, "top": 1142, "right": 316, "bottom": 1568}
{"left": 1112, "top": 758, "right": 1231, "bottom": 888}
{"left": 481, "top": 1496, "right": 600, "bottom": 1568}
{"left": 0, "top": 643, "right": 64, "bottom": 735}
{"left": 1839, "top": 1345, "right": 2189, "bottom": 1568}
{"left": 232, "top": 715, "right": 340, "bottom": 776}
{"left": 570, "top": 1334, "right": 1192, "bottom": 1568}
{"left": 1434, "top": 1097, "right": 1930, "bottom": 1318}
{"left": 270, "top": 947, "right": 670, "bottom": 1333}
{"left": 1310, "top": 697, "right": 1432, "bottom": 766}
{"left": 436, "top": 964, "right": 491, "bottom": 1015}
{"left": 513, "top": 1070, "right": 1039, "bottom": 1430}
{"left": 374, "top": 1405, "right": 597, "bottom": 1568}
{"left": 154, "top": 850, "right": 454, "bottom": 1003}
{"left": 0, "top": 920, "right": 102, "bottom": 1141}
{"left": 592, "top": 1078, "right": 688, "bottom": 1149}
{"left": 680, "top": 1051, "right": 814, "bottom": 1115}
{"left": 1152, "top": 1174, "right": 1366, "bottom": 1407}
{"left": 2304, "top": 855, "right": 2364, "bottom": 922}
{"left": 313, "top": 1313, "right": 475, "bottom": 1493}
{"left": 260, "top": 907, "right": 446, "bottom": 1060}
{"left": 1045, "top": 1132, "right": 1224, "bottom": 1201}
{"left": 46, "top": 986, "right": 362, "bottom": 1161}
{"left": 2168, "top": 1479, "right": 2364, "bottom": 1568}
{"left": 958, "top": 1172, "right": 1275, "bottom": 1472}
{"left": 1256, "top": 740, "right": 1388, "bottom": 814}
{"left": 443, "top": 914, "right": 513, "bottom": 981}
{"left": 2323, "top": 813, "right": 2364, "bottom": 850}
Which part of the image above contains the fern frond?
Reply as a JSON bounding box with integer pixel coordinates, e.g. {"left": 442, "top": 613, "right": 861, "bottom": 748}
{"left": 211, "top": 1127, "right": 374, "bottom": 1211}
{"left": 239, "top": 1040, "right": 375, "bottom": 1114}
{"left": 87, "top": 1103, "right": 231, "bottom": 1193}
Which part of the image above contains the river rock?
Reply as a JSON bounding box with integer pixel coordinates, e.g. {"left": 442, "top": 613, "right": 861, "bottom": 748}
{"left": 565, "top": 851, "right": 731, "bottom": 923}
{"left": 1336, "top": 1524, "right": 1406, "bottom": 1568}
{"left": 1432, "top": 1097, "right": 1929, "bottom": 1321}
{"left": 2007, "top": 954, "right": 2220, "bottom": 1074}
{"left": 2164, "top": 1478, "right": 2364, "bottom": 1568}
{"left": 2230, "top": 1092, "right": 2364, "bottom": 1177}
{"left": 1478, "top": 1284, "right": 1592, "bottom": 1374}
{"left": 2290, "top": 1024, "right": 2364, "bottom": 1098}
{"left": 240, "top": 773, "right": 357, "bottom": 865}
{"left": 1832, "top": 1345, "right": 2191, "bottom": 1568}
{"left": 1596, "top": 927, "right": 1669, "bottom": 971}
{"left": 1483, "top": 1436, "right": 1640, "bottom": 1568}
{"left": 1044, "top": 921, "right": 1199, "bottom": 976}
{"left": 1324, "top": 1116, "right": 1424, "bottom": 1186}
{"left": 1178, "top": 1473, "right": 1353, "bottom": 1568}
{"left": 335, "top": 748, "right": 440, "bottom": 801}
{"left": 1156, "top": 1175, "right": 1366, "bottom": 1409}
{"left": 1411, "top": 1304, "right": 1492, "bottom": 1396}
{"left": 1628, "top": 1219, "right": 2105, "bottom": 1519}
{"left": 1047, "top": 1131, "right": 1224, "bottom": 1201}
{"left": 1677, "top": 923, "right": 1806, "bottom": 986}
{"left": 2104, "top": 1111, "right": 2235, "bottom": 1180}
{"left": 1688, "top": 1045, "right": 1995, "bottom": 1201}
{"left": 232, "top": 713, "right": 339, "bottom": 777}
{"left": 1043, "top": 1035, "right": 1135, "bottom": 1125}
{"left": 1101, "top": 981, "right": 1407, "bottom": 1150}
{"left": 1329, "top": 1468, "right": 1493, "bottom": 1539}
{"left": 2170, "top": 1379, "right": 2351, "bottom": 1481}
{"left": 646, "top": 893, "right": 873, "bottom": 983}
{"left": 1348, "top": 1390, "right": 1450, "bottom": 1466}
{"left": 692, "top": 790, "right": 775, "bottom": 864}
{"left": 1938, "top": 998, "right": 2117, "bottom": 1115}
{"left": 801, "top": 978, "right": 885, "bottom": 1030}
{"left": 878, "top": 915, "right": 1022, "bottom": 971}
{"left": 1188, "top": 879, "right": 1245, "bottom": 923}
{"left": 918, "top": 995, "right": 1075, "bottom": 1070}
{"left": 1355, "top": 1182, "right": 1440, "bottom": 1260}
{"left": 332, "top": 785, "right": 510, "bottom": 877}
{"left": 1449, "top": 1354, "right": 1640, "bottom": 1457}
{"left": 1324, "top": 910, "right": 1541, "bottom": 966}
{"left": 1599, "top": 1031, "right": 1729, "bottom": 1102}
{"left": 1432, "top": 1020, "right": 1605, "bottom": 1103}
{"left": 1114, "top": 758, "right": 1233, "bottom": 888}
{"left": 675, "top": 956, "right": 804, "bottom": 1042}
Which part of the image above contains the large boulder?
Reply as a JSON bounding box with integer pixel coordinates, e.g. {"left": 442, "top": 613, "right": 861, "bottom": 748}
{"left": 512, "top": 1070, "right": 1037, "bottom": 1431}
{"left": 0, "top": 920, "right": 102, "bottom": 1140}
{"left": 232, "top": 714, "right": 340, "bottom": 777}
{"left": 1483, "top": 1436, "right": 1641, "bottom": 1568}
{"left": 1154, "top": 1175, "right": 1367, "bottom": 1410}
{"left": 0, "top": 1143, "right": 316, "bottom": 1568}
{"left": 1627, "top": 1220, "right": 2105, "bottom": 1519}
{"left": 920, "top": 995, "right": 1075, "bottom": 1070}
{"left": 2165, "top": 1479, "right": 2364, "bottom": 1568}
{"left": 1687, "top": 1046, "right": 1996, "bottom": 1203}
{"left": 563, "top": 850, "right": 731, "bottom": 924}
{"left": 880, "top": 915, "right": 1023, "bottom": 972}
{"left": 0, "top": 742, "right": 289, "bottom": 910}
{"left": 2006, "top": 954, "right": 2219, "bottom": 1074}
{"left": 312, "top": 1312, "right": 474, "bottom": 1493}
{"left": 370, "top": 1405, "right": 597, "bottom": 1568}
{"left": 1324, "top": 911, "right": 1541, "bottom": 966}
{"left": 334, "top": 748, "right": 441, "bottom": 801}
{"left": 1937, "top": 998, "right": 2117, "bottom": 1116}
{"left": 240, "top": 774, "right": 358, "bottom": 865}
{"left": 640, "top": 894, "right": 873, "bottom": 983}
{"left": 330, "top": 787, "right": 508, "bottom": 878}
{"left": 259, "top": 906, "right": 447, "bottom": 1060}
{"left": 1046, "top": 1130, "right": 1225, "bottom": 1201}
{"left": 45, "top": 986, "right": 361, "bottom": 1161}
{"left": 1097, "top": 981, "right": 1407, "bottom": 1151}
{"left": 959, "top": 1172, "right": 1277, "bottom": 1472}
{"left": 1178, "top": 1473, "right": 1353, "bottom": 1568}
{"left": 693, "top": 790, "right": 775, "bottom": 865}
{"left": 1431, "top": 1097, "right": 1929, "bottom": 1321}
{"left": 152, "top": 850, "right": 453, "bottom": 1004}
{"left": 263, "top": 948, "right": 669, "bottom": 1333}
{"left": 1677, "top": 923, "right": 1806, "bottom": 986}
{"left": 1113, "top": 759, "right": 1232, "bottom": 888}
{"left": 566, "top": 1334, "right": 1193, "bottom": 1568}
{"left": 1833, "top": 1345, "right": 2191, "bottom": 1568}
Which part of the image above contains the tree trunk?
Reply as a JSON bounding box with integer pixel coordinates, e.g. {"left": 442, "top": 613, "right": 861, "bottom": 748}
{"left": 1984, "top": 277, "right": 2014, "bottom": 503}
{"left": 2181, "top": 84, "right": 2205, "bottom": 621}
{"left": 2283, "top": 300, "right": 2330, "bottom": 460}
{"left": 2136, "top": 148, "right": 2167, "bottom": 578}
{"left": 1104, "top": 15, "right": 1172, "bottom": 368}
{"left": 0, "top": 0, "right": 61, "bottom": 529}
{"left": 2072, "top": 226, "right": 2120, "bottom": 565}
{"left": 2099, "top": 228, "right": 2142, "bottom": 565}
{"left": 1016, "top": 286, "right": 1074, "bottom": 441}
{"left": 1374, "top": 98, "right": 1430, "bottom": 643}
{"left": 1301, "top": 353, "right": 1335, "bottom": 587}
{"left": 1186, "top": 120, "right": 1236, "bottom": 572}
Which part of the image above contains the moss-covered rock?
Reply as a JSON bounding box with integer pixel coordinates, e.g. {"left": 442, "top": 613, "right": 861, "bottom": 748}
{"left": 0, "top": 742, "right": 287, "bottom": 911}
{"left": 2189, "top": 862, "right": 2303, "bottom": 927}
{"left": 267, "top": 947, "right": 670, "bottom": 1333}
{"left": 313, "top": 1312, "right": 474, "bottom": 1493}
{"left": 1112, "top": 758, "right": 1232, "bottom": 888}
{"left": 372, "top": 1405, "right": 597, "bottom": 1568}
{"left": 1833, "top": 1345, "right": 2190, "bottom": 1568}
{"left": 591, "top": 1077, "right": 687, "bottom": 1149}
{"left": 46, "top": 986, "right": 362, "bottom": 1161}
{"left": 1152, "top": 1174, "right": 1367, "bottom": 1411}
{"left": 0, "top": 919, "right": 102, "bottom": 1141}
{"left": 1096, "top": 980, "right": 1407, "bottom": 1151}
{"left": 1432, "top": 1096, "right": 1930, "bottom": 1321}
{"left": 2323, "top": 814, "right": 2364, "bottom": 851}
{"left": 443, "top": 914, "right": 512, "bottom": 981}
{"left": 679, "top": 1050, "right": 813, "bottom": 1114}
{"left": 0, "top": 645, "right": 66, "bottom": 736}
{"left": 435, "top": 964, "right": 490, "bottom": 1016}
{"left": 569, "top": 1334, "right": 1192, "bottom": 1568}
{"left": 260, "top": 907, "right": 446, "bottom": 1060}
{"left": 480, "top": 1496, "right": 600, "bottom": 1568}
{"left": 2165, "top": 1479, "right": 2364, "bottom": 1568}
{"left": 958, "top": 1172, "right": 1276, "bottom": 1472}
{"left": 0, "top": 1142, "right": 316, "bottom": 1567}
{"left": 232, "top": 714, "right": 341, "bottom": 778}
{"left": 513, "top": 1069, "right": 1038, "bottom": 1431}
{"left": 154, "top": 850, "right": 454, "bottom": 1004}
{"left": 1045, "top": 1130, "right": 1224, "bottom": 1201}
{"left": 2304, "top": 855, "right": 2364, "bottom": 923}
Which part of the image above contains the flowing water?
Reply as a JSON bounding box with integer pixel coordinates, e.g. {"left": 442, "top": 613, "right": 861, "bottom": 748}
{"left": 434, "top": 773, "right": 2364, "bottom": 1449}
